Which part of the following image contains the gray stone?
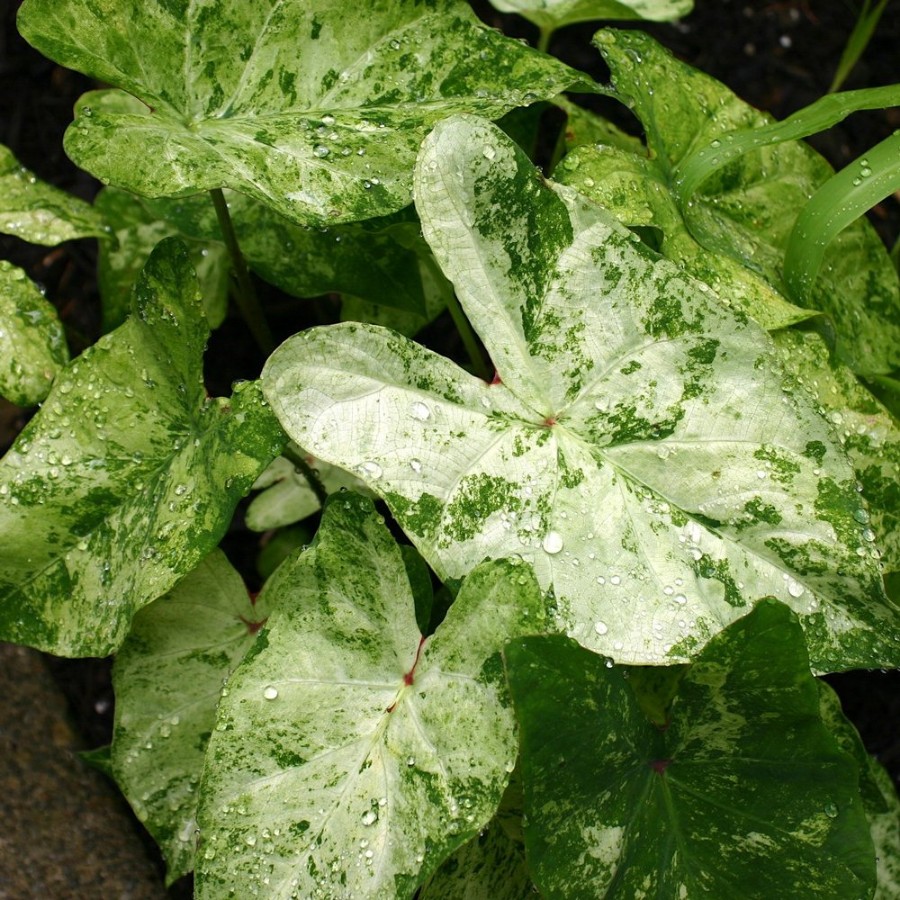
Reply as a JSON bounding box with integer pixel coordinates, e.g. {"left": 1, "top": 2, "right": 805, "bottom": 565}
{"left": 0, "top": 643, "right": 167, "bottom": 899}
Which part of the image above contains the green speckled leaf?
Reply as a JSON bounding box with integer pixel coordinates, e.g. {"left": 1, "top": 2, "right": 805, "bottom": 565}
{"left": 111, "top": 550, "right": 272, "bottom": 884}
{"left": 0, "top": 262, "right": 69, "bottom": 407}
{"left": 17, "top": 0, "right": 589, "bottom": 227}
{"left": 817, "top": 680, "right": 900, "bottom": 900}
{"left": 870, "top": 760, "right": 900, "bottom": 899}
{"left": 505, "top": 601, "right": 876, "bottom": 899}
{"left": 488, "top": 0, "right": 692, "bottom": 31}
{"left": 774, "top": 330, "right": 900, "bottom": 575}
{"left": 553, "top": 96, "right": 645, "bottom": 157}
{"left": 595, "top": 28, "right": 900, "bottom": 374}
{"left": 95, "top": 188, "right": 228, "bottom": 332}
{"left": 420, "top": 818, "right": 534, "bottom": 899}
{"left": 246, "top": 443, "right": 372, "bottom": 532}
{"left": 0, "top": 239, "right": 284, "bottom": 656}
{"left": 263, "top": 115, "right": 900, "bottom": 672}
{"left": 149, "top": 191, "right": 439, "bottom": 316}
{"left": 555, "top": 143, "right": 813, "bottom": 330}
{"left": 0, "top": 143, "right": 108, "bottom": 245}
{"left": 196, "top": 493, "right": 545, "bottom": 899}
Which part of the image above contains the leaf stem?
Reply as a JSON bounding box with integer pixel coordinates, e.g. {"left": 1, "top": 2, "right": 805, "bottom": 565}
{"left": 283, "top": 446, "right": 329, "bottom": 508}
{"left": 537, "top": 26, "right": 553, "bottom": 55}
{"left": 445, "top": 290, "right": 491, "bottom": 381}
{"left": 209, "top": 188, "right": 274, "bottom": 355}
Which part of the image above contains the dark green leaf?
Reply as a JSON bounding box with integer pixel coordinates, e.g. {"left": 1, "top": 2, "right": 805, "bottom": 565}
{"left": 505, "top": 601, "right": 876, "bottom": 899}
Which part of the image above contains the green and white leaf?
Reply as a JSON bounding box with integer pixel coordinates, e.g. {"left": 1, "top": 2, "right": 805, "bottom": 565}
{"left": 552, "top": 96, "right": 646, "bottom": 157}
{"left": 95, "top": 188, "right": 228, "bottom": 332}
{"left": 111, "top": 550, "right": 272, "bottom": 884}
{"left": 18, "top": 0, "right": 590, "bottom": 227}
{"left": 504, "top": 601, "right": 876, "bottom": 899}
{"left": 774, "top": 330, "right": 900, "bottom": 574}
{"left": 263, "top": 115, "right": 900, "bottom": 672}
{"left": 487, "top": 0, "right": 692, "bottom": 31}
{"left": 149, "top": 191, "right": 441, "bottom": 316}
{"left": 246, "top": 443, "right": 372, "bottom": 532}
{"left": 0, "top": 262, "right": 69, "bottom": 407}
{"left": 196, "top": 493, "right": 545, "bottom": 899}
{"left": 0, "top": 143, "right": 108, "bottom": 245}
{"left": 555, "top": 143, "right": 813, "bottom": 330}
{"left": 817, "top": 680, "right": 900, "bottom": 900}
{"left": 594, "top": 28, "right": 900, "bottom": 375}
{"left": 0, "top": 239, "right": 284, "bottom": 656}
{"left": 419, "top": 818, "right": 534, "bottom": 899}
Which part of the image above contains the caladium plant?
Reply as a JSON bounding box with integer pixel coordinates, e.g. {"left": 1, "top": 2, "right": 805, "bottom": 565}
{"left": 3, "top": 0, "right": 900, "bottom": 897}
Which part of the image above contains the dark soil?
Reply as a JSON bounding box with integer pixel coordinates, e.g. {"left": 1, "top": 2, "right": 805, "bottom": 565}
{"left": 2, "top": 1, "right": 899, "bottom": 895}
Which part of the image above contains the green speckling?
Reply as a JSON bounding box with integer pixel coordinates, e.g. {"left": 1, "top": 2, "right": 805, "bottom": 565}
{"left": 443, "top": 474, "right": 523, "bottom": 542}
{"left": 804, "top": 440, "right": 827, "bottom": 464}
{"left": 742, "top": 498, "right": 783, "bottom": 527}
{"left": 692, "top": 555, "right": 745, "bottom": 608}
{"left": 753, "top": 445, "right": 801, "bottom": 484}
{"left": 387, "top": 491, "right": 444, "bottom": 541}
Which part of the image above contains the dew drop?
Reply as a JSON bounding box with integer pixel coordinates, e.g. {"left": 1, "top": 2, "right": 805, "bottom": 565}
{"left": 361, "top": 810, "right": 378, "bottom": 827}
{"left": 359, "top": 461, "right": 383, "bottom": 480}
{"left": 263, "top": 686, "right": 279, "bottom": 700}
{"left": 409, "top": 458, "right": 422, "bottom": 474}
{"left": 542, "top": 531, "right": 564, "bottom": 554}
{"left": 594, "top": 621, "right": 608, "bottom": 635}
{"left": 409, "top": 401, "right": 431, "bottom": 421}
{"left": 313, "top": 145, "right": 330, "bottom": 158}
{"left": 786, "top": 579, "right": 805, "bottom": 598}
{"left": 824, "top": 803, "right": 838, "bottom": 819}
{"left": 482, "top": 145, "right": 496, "bottom": 160}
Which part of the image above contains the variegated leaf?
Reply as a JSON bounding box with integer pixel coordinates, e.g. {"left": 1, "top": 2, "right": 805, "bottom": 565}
{"left": 487, "top": 0, "right": 692, "bottom": 31}
{"left": 774, "top": 330, "right": 900, "bottom": 574}
{"left": 0, "top": 142, "right": 108, "bottom": 245}
{"left": 263, "top": 115, "right": 900, "bottom": 672}
{"left": 95, "top": 188, "right": 229, "bottom": 332}
{"left": 555, "top": 143, "right": 813, "bottom": 330}
{"left": 17, "top": 0, "right": 590, "bottom": 226}
{"left": 196, "top": 493, "right": 546, "bottom": 899}
{"left": 595, "top": 28, "right": 900, "bottom": 375}
{"left": 0, "top": 262, "right": 69, "bottom": 407}
{"left": 246, "top": 443, "right": 372, "bottom": 532}
{"left": 111, "top": 550, "right": 271, "bottom": 883}
{"left": 0, "top": 239, "right": 284, "bottom": 656}
{"left": 505, "top": 601, "right": 876, "bottom": 899}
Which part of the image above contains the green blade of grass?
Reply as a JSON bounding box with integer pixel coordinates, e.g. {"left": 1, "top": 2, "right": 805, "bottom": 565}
{"left": 830, "top": 0, "right": 892, "bottom": 94}
{"left": 673, "top": 84, "right": 900, "bottom": 204}
{"left": 783, "top": 130, "right": 900, "bottom": 304}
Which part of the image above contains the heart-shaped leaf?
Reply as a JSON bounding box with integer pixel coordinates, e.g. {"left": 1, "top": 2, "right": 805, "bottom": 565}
{"left": 419, "top": 818, "right": 534, "bottom": 899}
{"left": 488, "top": 0, "right": 692, "bottom": 32}
{"left": 145, "top": 191, "right": 443, "bottom": 317}
{"left": 196, "top": 493, "right": 546, "bottom": 900}
{"left": 0, "top": 262, "right": 69, "bottom": 407}
{"left": 594, "top": 28, "right": 900, "bottom": 375}
{"left": 95, "top": 188, "right": 229, "bottom": 332}
{"left": 17, "top": 0, "right": 590, "bottom": 226}
{"left": 555, "top": 143, "right": 813, "bottom": 330}
{"left": 0, "top": 239, "right": 284, "bottom": 656}
{"left": 773, "top": 330, "right": 900, "bottom": 575}
{"left": 263, "top": 115, "right": 899, "bottom": 672}
{"left": 0, "top": 143, "right": 108, "bottom": 245}
{"left": 817, "top": 680, "right": 900, "bottom": 899}
{"left": 111, "top": 550, "right": 272, "bottom": 883}
{"left": 504, "top": 601, "right": 876, "bottom": 899}
{"left": 246, "top": 444, "right": 372, "bottom": 532}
